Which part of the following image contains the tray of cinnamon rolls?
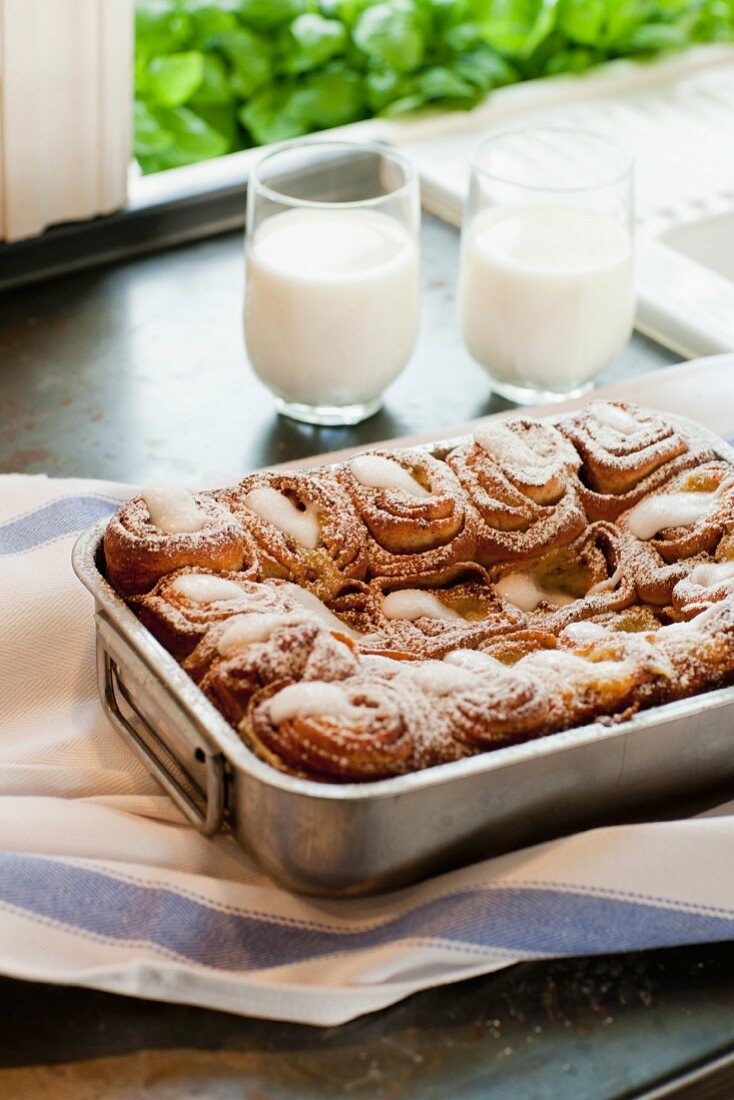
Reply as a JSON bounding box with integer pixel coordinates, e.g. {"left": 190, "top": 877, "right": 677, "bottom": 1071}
{"left": 73, "top": 401, "right": 734, "bottom": 895}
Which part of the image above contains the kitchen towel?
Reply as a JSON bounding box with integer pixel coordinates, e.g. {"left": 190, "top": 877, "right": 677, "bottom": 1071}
{"left": 1, "top": 468, "right": 733, "bottom": 1027}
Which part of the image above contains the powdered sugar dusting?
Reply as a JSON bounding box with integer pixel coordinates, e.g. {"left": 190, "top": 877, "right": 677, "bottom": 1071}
{"left": 110, "top": 399, "right": 734, "bottom": 783}
{"left": 588, "top": 402, "right": 639, "bottom": 436}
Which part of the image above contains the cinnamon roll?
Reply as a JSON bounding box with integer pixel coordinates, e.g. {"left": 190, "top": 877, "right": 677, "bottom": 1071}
{"left": 632, "top": 543, "right": 711, "bottom": 607}
{"left": 444, "top": 666, "right": 550, "bottom": 751}
{"left": 394, "top": 656, "right": 549, "bottom": 759}
{"left": 619, "top": 461, "right": 734, "bottom": 564}
{"left": 652, "top": 601, "right": 734, "bottom": 696}
{"left": 559, "top": 401, "right": 712, "bottom": 520}
{"left": 104, "top": 485, "right": 254, "bottom": 596}
{"left": 446, "top": 419, "right": 585, "bottom": 565}
{"left": 525, "top": 642, "right": 666, "bottom": 721}
{"left": 454, "top": 631, "right": 664, "bottom": 745}
{"left": 182, "top": 587, "right": 360, "bottom": 683}
{"left": 246, "top": 658, "right": 551, "bottom": 779}
{"left": 671, "top": 558, "right": 734, "bottom": 619}
{"left": 368, "top": 566, "right": 523, "bottom": 658}
{"left": 221, "top": 470, "right": 368, "bottom": 601}
{"left": 476, "top": 628, "right": 558, "bottom": 664}
{"left": 246, "top": 678, "right": 414, "bottom": 781}
{"left": 195, "top": 619, "right": 358, "bottom": 727}
{"left": 560, "top": 602, "right": 734, "bottom": 705}
{"left": 491, "top": 522, "right": 637, "bottom": 630}
{"left": 625, "top": 466, "right": 734, "bottom": 611}
{"left": 99, "top": 400, "right": 734, "bottom": 787}
{"left": 336, "top": 450, "right": 477, "bottom": 583}
{"left": 130, "top": 569, "right": 286, "bottom": 660}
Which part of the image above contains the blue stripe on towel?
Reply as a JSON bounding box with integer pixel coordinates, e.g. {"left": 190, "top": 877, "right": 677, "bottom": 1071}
{"left": 0, "top": 496, "right": 120, "bottom": 555}
{"left": 1, "top": 856, "right": 733, "bottom": 971}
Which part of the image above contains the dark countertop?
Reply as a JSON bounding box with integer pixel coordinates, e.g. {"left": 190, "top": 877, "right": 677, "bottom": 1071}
{"left": 1, "top": 216, "right": 733, "bottom": 1100}
{"left": 0, "top": 216, "right": 676, "bottom": 485}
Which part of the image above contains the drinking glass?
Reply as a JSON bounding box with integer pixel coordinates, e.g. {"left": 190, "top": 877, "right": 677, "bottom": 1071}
{"left": 460, "top": 127, "right": 634, "bottom": 405}
{"left": 245, "top": 139, "right": 420, "bottom": 426}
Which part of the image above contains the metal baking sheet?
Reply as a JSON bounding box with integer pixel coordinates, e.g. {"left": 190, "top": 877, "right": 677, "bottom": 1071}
{"left": 73, "top": 416, "right": 734, "bottom": 896}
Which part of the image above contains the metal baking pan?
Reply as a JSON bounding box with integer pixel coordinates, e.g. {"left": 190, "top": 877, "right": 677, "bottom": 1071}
{"left": 72, "top": 418, "right": 734, "bottom": 897}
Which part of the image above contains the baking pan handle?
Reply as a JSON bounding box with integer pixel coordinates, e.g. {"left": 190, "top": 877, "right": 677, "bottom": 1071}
{"left": 95, "top": 612, "right": 225, "bottom": 837}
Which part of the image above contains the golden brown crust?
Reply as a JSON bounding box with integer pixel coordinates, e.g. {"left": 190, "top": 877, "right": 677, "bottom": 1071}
{"left": 221, "top": 470, "right": 368, "bottom": 600}
{"left": 129, "top": 568, "right": 282, "bottom": 660}
{"left": 336, "top": 449, "right": 478, "bottom": 583}
{"left": 101, "top": 401, "right": 734, "bottom": 785}
{"left": 446, "top": 421, "right": 586, "bottom": 565}
{"left": 245, "top": 678, "right": 414, "bottom": 782}
{"left": 490, "top": 521, "right": 638, "bottom": 632}
{"left": 559, "top": 401, "right": 714, "bottom": 520}
{"left": 104, "top": 493, "right": 253, "bottom": 596}
{"left": 197, "top": 622, "right": 358, "bottom": 727}
{"left": 618, "top": 462, "right": 734, "bottom": 564}
{"left": 477, "top": 628, "right": 558, "bottom": 664}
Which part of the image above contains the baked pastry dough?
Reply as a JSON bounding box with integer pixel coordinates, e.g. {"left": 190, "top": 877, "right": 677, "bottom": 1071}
{"left": 559, "top": 401, "right": 713, "bottom": 520}
{"left": 336, "top": 449, "right": 477, "bottom": 583}
{"left": 447, "top": 418, "right": 586, "bottom": 564}
{"left": 618, "top": 461, "right": 734, "bottom": 562}
{"left": 221, "top": 470, "right": 368, "bottom": 601}
{"left": 130, "top": 569, "right": 281, "bottom": 659}
{"left": 367, "top": 565, "right": 522, "bottom": 658}
{"left": 103, "top": 401, "right": 734, "bottom": 783}
{"left": 248, "top": 678, "right": 415, "bottom": 781}
{"left": 104, "top": 488, "right": 253, "bottom": 596}
{"left": 194, "top": 620, "right": 358, "bottom": 727}
{"left": 491, "top": 521, "right": 637, "bottom": 630}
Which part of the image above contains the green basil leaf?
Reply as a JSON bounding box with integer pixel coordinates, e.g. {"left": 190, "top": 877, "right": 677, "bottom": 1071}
{"left": 558, "top": 0, "right": 607, "bottom": 45}
{"left": 133, "top": 99, "right": 173, "bottom": 156}
{"left": 625, "top": 21, "right": 690, "bottom": 50}
{"left": 194, "top": 102, "right": 243, "bottom": 147}
{"left": 135, "top": 1, "right": 192, "bottom": 60}
{"left": 380, "top": 92, "right": 429, "bottom": 115}
{"left": 239, "top": 84, "right": 312, "bottom": 144}
{"left": 481, "top": 0, "right": 560, "bottom": 57}
{"left": 215, "top": 27, "right": 272, "bottom": 97}
{"left": 416, "top": 65, "right": 477, "bottom": 100}
{"left": 146, "top": 51, "right": 204, "bottom": 107}
{"left": 365, "top": 68, "right": 416, "bottom": 109}
{"left": 428, "top": 0, "right": 478, "bottom": 30}
{"left": 289, "top": 65, "right": 367, "bottom": 127}
{"left": 543, "top": 45, "right": 599, "bottom": 73}
{"left": 190, "top": 54, "right": 233, "bottom": 105}
{"left": 326, "top": 0, "right": 372, "bottom": 24}
{"left": 189, "top": 3, "right": 240, "bottom": 41}
{"left": 443, "top": 21, "right": 484, "bottom": 51}
{"left": 238, "top": 0, "right": 305, "bottom": 32}
{"left": 602, "top": 0, "right": 650, "bottom": 46}
{"left": 283, "top": 13, "right": 348, "bottom": 73}
{"left": 353, "top": 0, "right": 427, "bottom": 73}
{"left": 453, "top": 45, "right": 518, "bottom": 89}
{"left": 154, "top": 105, "right": 231, "bottom": 159}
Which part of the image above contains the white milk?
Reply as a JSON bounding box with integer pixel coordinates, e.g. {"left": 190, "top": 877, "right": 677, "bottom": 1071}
{"left": 245, "top": 209, "right": 419, "bottom": 406}
{"left": 460, "top": 205, "right": 634, "bottom": 390}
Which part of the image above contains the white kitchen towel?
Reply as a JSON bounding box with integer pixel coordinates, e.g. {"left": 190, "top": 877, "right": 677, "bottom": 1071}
{"left": 1, "top": 472, "right": 733, "bottom": 1027}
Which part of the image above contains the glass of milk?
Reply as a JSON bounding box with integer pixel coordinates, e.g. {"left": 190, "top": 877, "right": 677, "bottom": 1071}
{"left": 460, "top": 127, "right": 634, "bottom": 405}
{"left": 245, "top": 140, "right": 420, "bottom": 426}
